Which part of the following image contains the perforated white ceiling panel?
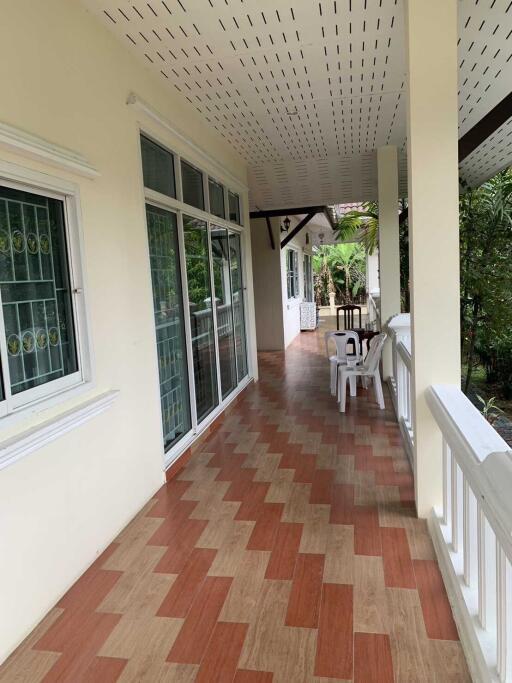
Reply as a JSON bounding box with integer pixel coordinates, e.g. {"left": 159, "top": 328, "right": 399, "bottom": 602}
{"left": 81, "top": 0, "right": 512, "bottom": 208}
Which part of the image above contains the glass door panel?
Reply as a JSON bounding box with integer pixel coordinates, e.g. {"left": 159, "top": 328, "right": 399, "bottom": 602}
{"left": 211, "top": 225, "right": 237, "bottom": 399}
{"left": 183, "top": 215, "right": 218, "bottom": 422}
{"left": 146, "top": 204, "right": 191, "bottom": 450}
{"left": 228, "top": 231, "right": 248, "bottom": 381}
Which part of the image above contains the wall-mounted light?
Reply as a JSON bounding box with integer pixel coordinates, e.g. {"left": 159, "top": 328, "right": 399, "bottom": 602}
{"left": 305, "top": 232, "right": 310, "bottom": 245}
{"left": 281, "top": 216, "right": 291, "bottom": 233}
{"left": 318, "top": 232, "right": 325, "bottom": 245}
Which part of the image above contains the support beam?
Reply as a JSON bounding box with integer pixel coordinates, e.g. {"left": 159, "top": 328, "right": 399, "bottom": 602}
{"left": 265, "top": 216, "right": 276, "bottom": 250}
{"left": 458, "top": 91, "right": 512, "bottom": 161}
{"left": 405, "top": 0, "right": 460, "bottom": 517}
{"left": 377, "top": 145, "right": 401, "bottom": 379}
{"left": 250, "top": 206, "right": 337, "bottom": 231}
{"left": 280, "top": 212, "right": 316, "bottom": 249}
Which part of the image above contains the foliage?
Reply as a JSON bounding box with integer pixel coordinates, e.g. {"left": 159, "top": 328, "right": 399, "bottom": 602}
{"left": 335, "top": 201, "right": 379, "bottom": 254}
{"left": 313, "top": 243, "right": 366, "bottom": 306}
{"left": 460, "top": 169, "right": 512, "bottom": 396}
{"left": 475, "top": 394, "right": 504, "bottom": 425}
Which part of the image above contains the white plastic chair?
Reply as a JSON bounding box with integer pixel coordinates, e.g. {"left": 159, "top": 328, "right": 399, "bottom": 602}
{"left": 338, "top": 332, "right": 387, "bottom": 413}
{"left": 327, "top": 330, "right": 360, "bottom": 396}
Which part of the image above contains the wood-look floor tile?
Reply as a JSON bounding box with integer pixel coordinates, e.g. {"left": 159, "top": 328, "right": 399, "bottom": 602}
{"left": 315, "top": 584, "right": 353, "bottom": 680}
{"left": 354, "top": 632, "right": 394, "bottom": 683}
{"left": 429, "top": 640, "right": 472, "bottom": 682}
{"left": 353, "top": 555, "right": 388, "bottom": 633}
{"left": 207, "top": 520, "right": 255, "bottom": 576}
{"left": 265, "top": 522, "right": 303, "bottom": 580}
{"left": 233, "top": 670, "right": 274, "bottom": 683}
{"left": 354, "top": 505, "right": 381, "bottom": 556}
{"left": 329, "top": 484, "right": 355, "bottom": 524}
{"left": 238, "top": 580, "right": 291, "bottom": 672}
{"left": 220, "top": 550, "right": 270, "bottom": 622}
{"left": 324, "top": 524, "right": 354, "bottom": 585}
{"left": 309, "top": 469, "right": 335, "bottom": 504}
{"left": 157, "top": 548, "right": 216, "bottom": 618}
{"left": 386, "top": 587, "right": 433, "bottom": 682}
{"left": 167, "top": 576, "right": 232, "bottom": 664}
{"left": 0, "top": 649, "right": 61, "bottom": 683}
{"left": 413, "top": 560, "right": 459, "bottom": 640}
{"left": 247, "top": 503, "right": 284, "bottom": 551}
{"left": 298, "top": 505, "right": 330, "bottom": 554}
{"left": 285, "top": 553, "right": 325, "bottom": 628}
{"left": 281, "top": 483, "right": 312, "bottom": 523}
{"left": 381, "top": 527, "right": 416, "bottom": 588}
{"left": 195, "top": 622, "right": 248, "bottom": 683}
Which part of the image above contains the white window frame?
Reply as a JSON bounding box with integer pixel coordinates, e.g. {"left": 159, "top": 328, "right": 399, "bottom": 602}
{"left": 138, "top": 127, "right": 250, "bottom": 468}
{"left": 286, "top": 248, "right": 300, "bottom": 300}
{"left": 0, "top": 160, "right": 92, "bottom": 420}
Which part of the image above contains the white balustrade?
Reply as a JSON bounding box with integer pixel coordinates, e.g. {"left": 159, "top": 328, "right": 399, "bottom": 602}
{"left": 386, "top": 313, "right": 414, "bottom": 467}
{"left": 427, "top": 384, "right": 512, "bottom": 683}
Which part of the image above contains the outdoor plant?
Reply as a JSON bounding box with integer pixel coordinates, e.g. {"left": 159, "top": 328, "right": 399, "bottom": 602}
{"left": 475, "top": 394, "right": 504, "bottom": 426}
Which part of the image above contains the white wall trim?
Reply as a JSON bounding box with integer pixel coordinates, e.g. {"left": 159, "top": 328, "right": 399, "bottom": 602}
{"left": 0, "top": 121, "right": 99, "bottom": 179}
{"left": 0, "top": 390, "right": 119, "bottom": 472}
{"left": 127, "top": 92, "right": 248, "bottom": 193}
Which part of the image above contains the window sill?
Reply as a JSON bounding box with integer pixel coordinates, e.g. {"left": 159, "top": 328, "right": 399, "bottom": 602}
{"left": 0, "top": 390, "right": 119, "bottom": 471}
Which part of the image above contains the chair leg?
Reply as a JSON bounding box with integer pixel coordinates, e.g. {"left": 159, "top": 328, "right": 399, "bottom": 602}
{"left": 330, "top": 361, "right": 337, "bottom": 396}
{"left": 373, "top": 371, "right": 385, "bottom": 409}
{"left": 339, "top": 372, "right": 349, "bottom": 413}
{"left": 349, "top": 374, "right": 357, "bottom": 396}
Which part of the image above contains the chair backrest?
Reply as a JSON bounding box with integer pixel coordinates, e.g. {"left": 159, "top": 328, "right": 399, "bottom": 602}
{"left": 363, "top": 332, "right": 387, "bottom": 372}
{"left": 324, "top": 330, "right": 337, "bottom": 357}
{"left": 340, "top": 304, "right": 362, "bottom": 329}
{"left": 333, "top": 330, "right": 360, "bottom": 361}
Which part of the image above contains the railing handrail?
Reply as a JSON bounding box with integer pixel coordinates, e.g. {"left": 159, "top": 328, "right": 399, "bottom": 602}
{"left": 427, "top": 383, "right": 512, "bottom": 560}
{"left": 396, "top": 339, "right": 412, "bottom": 368}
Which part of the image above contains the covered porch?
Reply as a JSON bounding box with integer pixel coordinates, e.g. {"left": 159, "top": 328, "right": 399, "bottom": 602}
{"left": 0, "top": 321, "right": 469, "bottom": 682}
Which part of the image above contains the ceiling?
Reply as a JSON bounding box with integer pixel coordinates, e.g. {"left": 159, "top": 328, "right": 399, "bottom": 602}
{"left": 82, "top": 0, "right": 512, "bottom": 209}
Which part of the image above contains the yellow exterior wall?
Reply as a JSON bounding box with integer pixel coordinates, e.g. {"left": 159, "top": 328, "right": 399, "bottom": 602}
{"left": 0, "top": 0, "right": 249, "bottom": 662}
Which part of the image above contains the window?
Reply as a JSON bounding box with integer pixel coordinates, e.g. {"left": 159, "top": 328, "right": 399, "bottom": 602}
{"left": 303, "top": 254, "right": 313, "bottom": 302}
{"left": 181, "top": 160, "right": 204, "bottom": 211}
{"left": 0, "top": 182, "right": 82, "bottom": 412}
{"left": 286, "top": 249, "right": 299, "bottom": 299}
{"left": 208, "top": 178, "right": 225, "bottom": 219}
{"left": 141, "top": 135, "right": 176, "bottom": 198}
{"left": 228, "top": 191, "right": 241, "bottom": 224}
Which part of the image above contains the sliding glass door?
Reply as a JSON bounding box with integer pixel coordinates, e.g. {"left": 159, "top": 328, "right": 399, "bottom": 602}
{"left": 211, "top": 225, "right": 237, "bottom": 398}
{"left": 229, "top": 231, "right": 248, "bottom": 381}
{"left": 145, "top": 205, "right": 191, "bottom": 449}
{"left": 183, "top": 215, "right": 219, "bottom": 422}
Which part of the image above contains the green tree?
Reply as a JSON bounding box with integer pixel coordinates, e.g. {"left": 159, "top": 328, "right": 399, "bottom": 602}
{"left": 460, "top": 169, "right": 512, "bottom": 395}
{"left": 313, "top": 243, "right": 366, "bottom": 305}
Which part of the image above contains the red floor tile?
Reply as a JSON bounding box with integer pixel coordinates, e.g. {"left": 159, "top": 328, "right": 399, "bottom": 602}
{"left": 167, "top": 576, "right": 233, "bottom": 664}
{"left": 354, "top": 505, "right": 382, "bottom": 556}
{"left": 247, "top": 503, "right": 284, "bottom": 551}
{"left": 56, "top": 567, "right": 122, "bottom": 612}
{"left": 157, "top": 547, "right": 217, "bottom": 617}
{"left": 285, "top": 553, "right": 325, "bottom": 628}
{"left": 354, "top": 632, "right": 394, "bottom": 683}
{"left": 381, "top": 527, "right": 416, "bottom": 588}
{"left": 153, "top": 518, "right": 210, "bottom": 573}
{"left": 234, "top": 482, "right": 270, "bottom": 521}
{"left": 413, "top": 560, "right": 459, "bottom": 640}
{"left": 195, "top": 622, "right": 248, "bottom": 683}
{"left": 330, "top": 483, "right": 355, "bottom": 524}
{"left": 147, "top": 500, "right": 199, "bottom": 545}
{"left": 309, "top": 469, "right": 335, "bottom": 504}
{"left": 147, "top": 480, "right": 193, "bottom": 517}
{"left": 279, "top": 454, "right": 317, "bottom": 483}
{"left": 315, "top": 583, "right": 353, "bottom": 679}
{"left": 265, "top": 522, "right": 303, "bottom": 580}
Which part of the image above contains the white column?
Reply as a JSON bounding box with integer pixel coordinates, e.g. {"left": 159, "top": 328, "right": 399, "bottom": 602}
{"left": 406, "top": 0, "right": 460, "bottom": 517}
{"left": 377, "top": 145, "right": 401, "bottom": 379}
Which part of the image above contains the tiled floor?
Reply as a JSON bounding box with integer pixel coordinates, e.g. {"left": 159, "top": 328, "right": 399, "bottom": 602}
{"left": 0, "top": 323, "right": 471, "bottom": 682}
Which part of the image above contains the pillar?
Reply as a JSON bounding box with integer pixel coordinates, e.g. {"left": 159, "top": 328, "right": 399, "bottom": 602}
{"left": 405, "top": 0, "right": 460, "bottom": 517}
{"left": 377, "top": 145, "right": 401, "bottom": 379}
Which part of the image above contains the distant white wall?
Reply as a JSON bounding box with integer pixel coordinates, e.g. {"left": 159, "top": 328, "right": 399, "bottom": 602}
{"left": 281, "top": 223, "right": 312, "bottom": 348}
{"left": 367, "top": 249, "right": 380, "bottom": 293}
{"left": 250, "top": 217, "right": 285, "bottom": 351}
